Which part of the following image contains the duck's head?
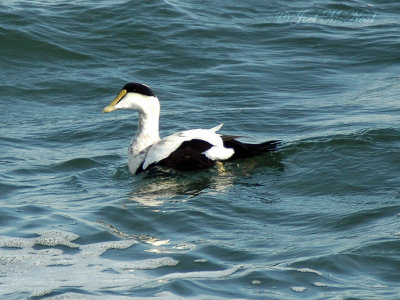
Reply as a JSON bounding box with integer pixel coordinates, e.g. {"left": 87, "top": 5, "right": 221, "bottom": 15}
{"left": 103, "top": 82, "right": 158, "bottom": 113}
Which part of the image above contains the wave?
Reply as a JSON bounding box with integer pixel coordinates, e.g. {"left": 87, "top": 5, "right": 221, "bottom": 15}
{"left": 275, "top": 128, "right": 400, "bottom": 196}
{"left": 283, "top": 127, "right": 400, "bottom": 153}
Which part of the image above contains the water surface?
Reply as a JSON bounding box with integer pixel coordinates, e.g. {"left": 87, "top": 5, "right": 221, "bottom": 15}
{"left": 1, "top": 0, "right": 400, "bottom": 299}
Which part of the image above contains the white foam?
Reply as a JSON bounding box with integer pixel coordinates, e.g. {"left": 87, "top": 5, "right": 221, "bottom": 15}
{"left": 79, "top": 240, "right": 138, "bottom": 257}
{"left": 0, "top": 230, "right": 80, "bottom": 250}
{"left": 269, "top": 265, "right": 323, "bottom": 276}
{"left": 297, "top": 267, "right": 322, "bottom": 276}
{"left": 145, "top": 241, "right": 195, "bottom": 254}
{"left": 0, "top": 230, "right": 241, "bottom": 298}
{"left": 0, "top": 231, "right": 176, "bottom": 297}
{"left": 35, "top": 230, "right": 80, "bottom": 247}
{"left": 123, "top": 257, "right": 178, "bottom": 270}
{"left": 372, "top": 284, "right": 388, "bottom": 288}
{"left": 151, "top": 239, "right": 170, "bottom": 246}
{"left": 313, "top": 282, "right": 327, "bottom": 287}
{"left": 158, "top": 265, "right": 241, "bottom": 281}
{"left": 173, "top": 243, "right": 196, "bottom": 250}
{"left": 145, "top": 248, "right": 175, "bottom": 254}
{"left": 291, "top": 286, "right": 306, "bottom": 292}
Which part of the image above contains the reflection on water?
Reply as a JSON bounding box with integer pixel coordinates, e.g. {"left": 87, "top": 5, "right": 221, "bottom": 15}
{"left": 129, "top": 170, "right": 232, "bottom": 207}
{"left": 128, "top": 153, "right": 284, "bottom": 207}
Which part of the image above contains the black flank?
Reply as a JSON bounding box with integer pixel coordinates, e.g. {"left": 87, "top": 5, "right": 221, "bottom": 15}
{"left": 137, "top": 139, "right": 215, "bottom": 174}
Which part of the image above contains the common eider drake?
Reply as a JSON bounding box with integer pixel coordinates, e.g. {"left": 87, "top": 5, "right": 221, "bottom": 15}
{"left": 103, "top": 82, "right": 280, "bottom": 175}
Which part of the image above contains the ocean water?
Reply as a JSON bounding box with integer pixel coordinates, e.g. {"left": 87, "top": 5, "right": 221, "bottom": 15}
{"left": 1, "top": 0, "right": 400, "bottom": 299}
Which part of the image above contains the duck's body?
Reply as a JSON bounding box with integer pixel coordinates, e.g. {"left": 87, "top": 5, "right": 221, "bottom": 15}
{"left": 103, "top": 82, "right": 280, "bottom": 175}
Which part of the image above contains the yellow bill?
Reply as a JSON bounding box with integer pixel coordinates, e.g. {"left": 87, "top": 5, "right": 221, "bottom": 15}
{"left": 103, "top": 89, "right": 127, "bottom": 113}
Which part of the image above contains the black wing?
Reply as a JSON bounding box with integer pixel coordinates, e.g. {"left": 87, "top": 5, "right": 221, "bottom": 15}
{"left": 136, "top": 139, "right": 216, "bottom": 174}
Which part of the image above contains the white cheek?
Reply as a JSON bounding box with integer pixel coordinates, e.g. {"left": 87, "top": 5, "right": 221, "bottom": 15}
{"left": 114, "top": 102, "right": 123, "bottom": 109}
{"left": 115, "top": 101, "right": 129, "bottom": 110}
{"left": 115, "top": 97, "right": 139, "bottom": 110}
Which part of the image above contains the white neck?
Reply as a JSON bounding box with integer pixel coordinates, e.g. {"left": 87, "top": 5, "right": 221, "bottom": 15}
{"left": 130, "top": 96, "right": 161, "bottom": 154}
{"left": 133, "top": 111, "right": 160, "bottom": 152}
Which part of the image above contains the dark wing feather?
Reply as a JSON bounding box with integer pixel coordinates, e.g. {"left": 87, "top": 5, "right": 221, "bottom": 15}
{"left": 136, "top": 139, "right": 216, "bottom": 174}
{"left": 222, "top": 136, "right": 281, "bottom": 160}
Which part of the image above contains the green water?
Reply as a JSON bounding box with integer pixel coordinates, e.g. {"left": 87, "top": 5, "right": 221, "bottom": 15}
{"left": 1, "top": 0, "right": 400, "bottom": 299}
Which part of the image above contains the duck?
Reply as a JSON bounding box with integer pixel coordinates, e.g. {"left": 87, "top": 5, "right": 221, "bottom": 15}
{"left": 103, "top": 82, "right": 280, "bottom": 175}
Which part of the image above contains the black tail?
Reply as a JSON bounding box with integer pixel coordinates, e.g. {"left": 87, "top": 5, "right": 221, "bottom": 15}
{"left": 222, "top": 136, "right": 281, "bottom": 160}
